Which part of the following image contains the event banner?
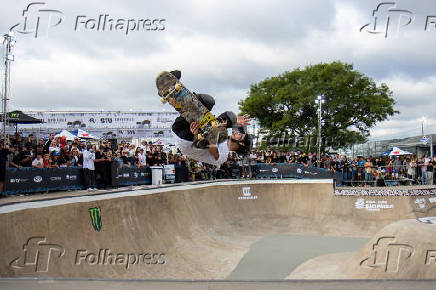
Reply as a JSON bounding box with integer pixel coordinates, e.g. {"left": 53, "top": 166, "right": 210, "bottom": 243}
{"left": 113, "top": 166, "right": 152, "bottom": 186}
{"left": 3, "top": 167, "right": 83, "bottom": 195}
{"left": 8, "top": 111, "right": 178, "bottom": 139}
{"left": 255, "top": 163, "right": 343, "bottom": 183}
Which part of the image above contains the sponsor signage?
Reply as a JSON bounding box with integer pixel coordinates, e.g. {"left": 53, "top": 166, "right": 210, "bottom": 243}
{"left": 355, "top": 198, "right": 394, "bottom": 212}
{"left": 3, "top": 165, "right": 152, "bottom": 195}
{"left": 12, "top": 111, "right": 178, "bottom": 139}
{"left": 113, "top": 166, "right": 151, "bottom": 186}
{"left": 238, "top": 186, "right": 258, "bottom": 200}
{"left": 3, "top": 167, "right": 83, "bottom": 195}
{"left": 163, "top": 164, "right": 175, "bottom": 181}
{"left": 256, "top": 163, "right": 343, "bottom": 182}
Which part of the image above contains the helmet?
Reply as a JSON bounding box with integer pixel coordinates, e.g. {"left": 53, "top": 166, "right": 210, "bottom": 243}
{"left": 170, "top": 70, "right": 181, "bottom": 80}
{"left": 195, "top": 93, "right": 215, "bottom": 111}
{"left": 234, "top": 133, "right": 253, "bottom": 157}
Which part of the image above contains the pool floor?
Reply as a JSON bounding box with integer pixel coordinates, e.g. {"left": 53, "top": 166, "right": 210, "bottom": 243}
{"left": 228, "top": 234, "right": 369, "bottom": 280}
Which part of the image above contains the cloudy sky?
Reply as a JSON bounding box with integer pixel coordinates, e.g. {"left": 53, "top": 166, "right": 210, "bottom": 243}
{"left": 1, "top": 0, "right": 435, "bottom": 140}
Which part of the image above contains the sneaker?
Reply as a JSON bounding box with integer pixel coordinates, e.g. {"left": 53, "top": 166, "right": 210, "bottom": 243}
{"left": 93, "top": 188, "right": 98, "bottom": 191}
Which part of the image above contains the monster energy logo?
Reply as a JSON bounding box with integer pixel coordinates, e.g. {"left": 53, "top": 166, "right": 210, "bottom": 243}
{"left": 89, "top": 207, "right": 102, "bottom": 232}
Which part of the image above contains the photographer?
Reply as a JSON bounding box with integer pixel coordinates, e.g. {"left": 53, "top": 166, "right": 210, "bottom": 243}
{"left": 94, "top": 143, "right": 112, "bottom": 189}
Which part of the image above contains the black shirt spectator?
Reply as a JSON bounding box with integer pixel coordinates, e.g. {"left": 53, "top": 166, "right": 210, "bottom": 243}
{"left": 43, "top": 133, "right": 55, "bottom": 154}
{"left": 299, "top": 154, "right": 309, "bottom": 166}
{"left": 24, "top": 134, "right": 36, "bottom": 150}
{"left": 17, "top": 146, "right": 32, "bottom": 167}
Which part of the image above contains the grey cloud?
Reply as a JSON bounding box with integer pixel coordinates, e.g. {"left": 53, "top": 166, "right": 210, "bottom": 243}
{"left": 1, "top": 0, "right": 436, "bottom": 140}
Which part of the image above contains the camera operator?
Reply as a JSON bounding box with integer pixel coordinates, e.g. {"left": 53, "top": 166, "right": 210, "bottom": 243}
{"left": 95, "top": 141, "right": 113, "bottom": 189}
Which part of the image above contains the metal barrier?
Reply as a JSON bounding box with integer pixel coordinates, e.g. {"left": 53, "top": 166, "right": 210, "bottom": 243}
{"left": 3, "top": 165, "right": 152, "bottom": 196}
{"left": 255, "top": 163, "right": 343, "bottom": 183}
{"left": 3, "top": 167, "right": 84, "bottom": 195}
{"left": 0, "top": 163, "right": 352, "bottom": 196}
{"left": 337, "top": 165, "right": 434, "bottom": 186}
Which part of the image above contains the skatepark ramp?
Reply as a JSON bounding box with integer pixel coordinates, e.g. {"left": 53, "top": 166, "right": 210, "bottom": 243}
{"left": 1, "top": 180, "right": 436, "bottom": 279}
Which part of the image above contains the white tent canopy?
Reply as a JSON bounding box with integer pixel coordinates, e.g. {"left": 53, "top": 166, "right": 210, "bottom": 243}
{"left": 381, "top": 147, "right": 413, "bottom": 156}
{"left": 54, "top": 130, "right": 77, "bottom": 141}
{"left": 71, "top": 129, "right": 98, "bottom": 139}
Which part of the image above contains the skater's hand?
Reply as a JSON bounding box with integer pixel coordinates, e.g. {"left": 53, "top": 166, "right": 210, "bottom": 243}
{"left": 237, "top": 114, "right": 252, "bottom": 126}
{"left": 190, "top": 122, "right": 200, "bottom": 135}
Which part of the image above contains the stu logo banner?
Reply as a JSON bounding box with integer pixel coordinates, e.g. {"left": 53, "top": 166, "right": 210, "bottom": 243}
{"left": 89, "top": 207, "right": 102, "bottom": 232}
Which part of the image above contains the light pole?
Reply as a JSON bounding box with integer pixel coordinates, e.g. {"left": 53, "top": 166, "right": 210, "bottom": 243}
{"left": 2, "top": 30, "right": 16, "bottom": 144}
{"left": 316, "top": 95, "right": 325, "bottom": 168}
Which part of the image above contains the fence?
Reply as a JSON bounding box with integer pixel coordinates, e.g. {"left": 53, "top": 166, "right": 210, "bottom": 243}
{"left": 1, "top": 163, "right": 345, "bottom": 196}
{"left": 338, "top": 165, "right": 434, "bottom": 187}
{"left": 2, "top": 165, "right": 152, "bottom": 196}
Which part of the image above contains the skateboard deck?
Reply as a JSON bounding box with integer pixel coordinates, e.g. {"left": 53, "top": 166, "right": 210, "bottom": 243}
{"left": 156, "top": 71, "right": 227, "bottom": 145}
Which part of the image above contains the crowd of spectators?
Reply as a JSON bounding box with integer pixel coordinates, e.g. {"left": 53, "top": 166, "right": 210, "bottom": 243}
{"left": 2, "top": 132, "right": 435, "bottom": 191}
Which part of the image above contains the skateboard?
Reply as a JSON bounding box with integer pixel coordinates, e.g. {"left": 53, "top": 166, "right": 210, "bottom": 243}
{"left": 156, "top": 71, "right": 227, "bottom": 145}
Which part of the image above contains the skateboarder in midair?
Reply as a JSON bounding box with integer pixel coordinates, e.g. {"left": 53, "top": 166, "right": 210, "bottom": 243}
{"left": 169, "top": 70, "right": 253, "bottom": 166}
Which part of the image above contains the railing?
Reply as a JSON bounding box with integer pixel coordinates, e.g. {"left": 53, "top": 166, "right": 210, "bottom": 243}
{"left": 11, "top": 162, "right": 430, "bottom": 195}
{"left": 2, "top": 165, "right": 152, "bottom": 196}
{"left": 336, "top": 165, "right": 434, "bottom": 187}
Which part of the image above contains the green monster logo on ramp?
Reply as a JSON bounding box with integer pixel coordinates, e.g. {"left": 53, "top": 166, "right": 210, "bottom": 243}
{"left": 89, "top": 207, "right": 102, "bottom": 231}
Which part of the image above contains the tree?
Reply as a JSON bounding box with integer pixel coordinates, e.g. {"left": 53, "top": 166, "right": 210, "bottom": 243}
{"left": 239, "top": 61, "right": 398, "bottom": 150}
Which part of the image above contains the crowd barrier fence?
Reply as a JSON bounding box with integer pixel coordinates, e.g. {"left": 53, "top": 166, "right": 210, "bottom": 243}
{"left": 2, "top": 163, "right": 344, "bottom": 196}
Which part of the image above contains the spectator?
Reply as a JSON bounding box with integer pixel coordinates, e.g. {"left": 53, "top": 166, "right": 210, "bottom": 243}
{"left": 43, "top": 153, "right": 52, "bottom": 168}
{"left": 25, "top": 134, "right": 36, "bottom": 149}
{"left": 82, "top": 145, "right": 96, "bottom": 191}
{"left": 7, "top": 146, "right": 21, "bottom": 170}
{"left": 43, "top": 133, "right": 55, "bottom": 154}
{"left": 113, "top": 152, "right": 124, "bottom": 168}
{"left": 94, "top": 145, "right": 111, "bottom": 188}
{"left": 49, "top": 140, "right": 60, "bottom": 154}
{"left": 70, "top": 148, "right": 82, "bottom": 167}
{"left": 137, "top": 148, "right": 147, "bottom": 167}
{"left": 299, "top": 153, "right": 309, "bottom": 167}
{"left": 121, "top": 150, "right": 131, "bottom": 167}
{"left": 57, "top": 148, "right": 70, "bottom": 167}
{"left": 0, "top": 142, "right": 10, "bottom": 192}
{"left": 420, "top": 155, "right": 429, "bottom": 185}
{"left": 35, "top": 138, "right": 45, "bottom": 155}
{"left": 50, "top": 152, "right": 60, "bottom": 168}
{"left": 364, "top": 158, "right": 374, "bottom": 186}
{"left": 17, "top": 146, "right": 32, "bottom": 168}
{"left": 32, "top": 153, "right": 44, "bottom": 169}
{"left": 10, "top": 133, "right": 23, "bottom": 149}
{"left": 428, "top": 157, "right": 434, "bottom": 185}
